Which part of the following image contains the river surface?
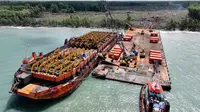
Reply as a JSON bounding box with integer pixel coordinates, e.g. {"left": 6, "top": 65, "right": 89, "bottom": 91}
{"left": 0, "top": 27, "right": 200, "bottom": 112}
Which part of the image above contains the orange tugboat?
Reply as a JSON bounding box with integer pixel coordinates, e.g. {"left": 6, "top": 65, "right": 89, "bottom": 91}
{"left": 10, "top": 31, "right": 116, "bottom": 100}
{"left": 139, "top": 81, "right": 170, "bottom": 112}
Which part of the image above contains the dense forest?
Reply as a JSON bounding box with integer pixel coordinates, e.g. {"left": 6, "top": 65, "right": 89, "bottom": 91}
{"left": 166, "top": 4, "right": 200, "bottom": 31}
{"left": 0, "top": 1, "right": 120, "bottom": 27}
{"left": 0, "top": 2, "right": 94, "bottom": 27}
{"left": 188, "top": 4, "right": 200, "bottom": 20}
{"left": 0, "top": 1, "right": 193, "bottom": 11}
{"left": 0, "top": 1, "right": 199, "bottom": 30}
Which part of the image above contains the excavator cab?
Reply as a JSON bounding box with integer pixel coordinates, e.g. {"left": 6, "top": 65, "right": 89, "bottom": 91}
{"left": 141, "top": 30, "right": 144, "bottom": 35}
{"left": 129, "top": 50, "right": 138, "bottom": 60}
{"left": 140, "top": 48, "right": 146, "bottom": 58}
{"left": 129, "top": 27, "right": 134, "bottom": 31}
{"left": 120, "top": 57, "right": 128, "bottom": 66}
{"left": 119, "top": 42, "right": 134, "bottom": 66}
{"left": 149, "top": 29, "right": 153, "bottom": 32}
{"left": 97, "top": 52, "right": 105, "bottom": 61}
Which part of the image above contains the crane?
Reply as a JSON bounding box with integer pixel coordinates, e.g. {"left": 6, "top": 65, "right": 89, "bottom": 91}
{"left": 100, "top": 0, "right": 136, "bottom": 67}
{"left": 100, "top": 0, "right": 134, "bottom": 33}
{"left": 100, "top": 0, "right": 118, "bottom": 33}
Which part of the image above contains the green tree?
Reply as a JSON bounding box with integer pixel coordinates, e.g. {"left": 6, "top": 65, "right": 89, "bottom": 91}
{"left": 30, "top": 6, "right": 41, "bottom": 17}
{"left": 81, "top": 18, "right": 91, "bottom": 27}
{"left": 68, "top": 7, "right": 75, "bottom": 13}
{"left": 126, "top": 12, "right": 131, "bottom": 22}
{"left": 50, "top": 4, "right": 59, "bottom": 13}
{"left": 188, "top": 18, "right": 199, "bottom": 31}
{"left": 188, "top": 4, "right": 200, "bottom": 20}
{"left": 38, "top": 4, "right": 46, "bottom": 12}
{"left": 178, "top": 18, "right": 188, "bottom": 31}
{"left": 166, "top": 19, "right": 177, "bottom": 30}
{"left": 58, "top": 2, "right": 67, "bottom": 9}
{"left": 25, "top": 3, "right": 31, "bottom": 9}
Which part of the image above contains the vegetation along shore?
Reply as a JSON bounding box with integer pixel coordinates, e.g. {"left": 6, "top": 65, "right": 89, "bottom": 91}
{"left": 0, "top": 1, "right": 200, "bottom": 31}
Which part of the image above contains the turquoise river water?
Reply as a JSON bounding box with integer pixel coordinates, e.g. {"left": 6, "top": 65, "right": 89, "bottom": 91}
{"left": 0, "top": 27, "right": 200, "bottom": 112}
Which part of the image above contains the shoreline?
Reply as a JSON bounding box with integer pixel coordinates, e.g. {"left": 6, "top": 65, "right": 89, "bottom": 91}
{"left": 0, "top": 26, "right": 119, "bottom": 29}
{"left": 0, "top": 26, "right": 126, "bottom": 32}
{"left": 1, "top": 26, "right": 199, "bottom": 32}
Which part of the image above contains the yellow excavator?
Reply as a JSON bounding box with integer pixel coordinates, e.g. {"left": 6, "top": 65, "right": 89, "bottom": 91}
{"left": 119, "top": 52, "right": 138, "bottom": 66}
{"left": 119, "top": 42, "right": 138, "bottom": 66}
{"left": 140, "top": 48, "right": 146, "bottom": 58}
{"left": 141, "top": 30, "right": 144, "bottom": 35}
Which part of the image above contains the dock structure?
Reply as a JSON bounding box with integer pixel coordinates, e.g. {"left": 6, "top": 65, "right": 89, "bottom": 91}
{"left": 92, "top": 29, "right": 171, "bottom": 90}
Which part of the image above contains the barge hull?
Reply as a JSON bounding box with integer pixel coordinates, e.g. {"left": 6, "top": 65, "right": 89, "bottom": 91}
{"left": 139, "top": 84, "right": 146, "bottom": 112}
{"left": 16, "top": 59, "right": 97, "bottom": 100}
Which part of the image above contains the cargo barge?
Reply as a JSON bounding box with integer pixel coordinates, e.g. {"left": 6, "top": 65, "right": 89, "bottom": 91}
{"left": 10, "top": 31, "right": 117, "bottom": 100}
{"left": 92, "top": 28, "right": 172, "bottom": 90}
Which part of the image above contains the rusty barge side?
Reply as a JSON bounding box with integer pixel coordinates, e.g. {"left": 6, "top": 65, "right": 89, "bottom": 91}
{"left": 139, "top": 84, "right": 146, "bottom": 112}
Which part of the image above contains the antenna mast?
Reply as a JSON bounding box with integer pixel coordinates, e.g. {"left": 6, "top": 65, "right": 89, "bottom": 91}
{"left": 25, "top": 44, "right": 30, "bottom": 58}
